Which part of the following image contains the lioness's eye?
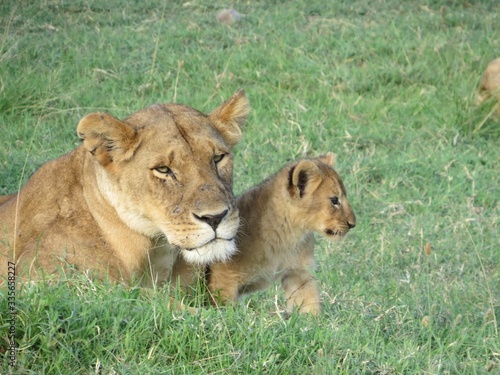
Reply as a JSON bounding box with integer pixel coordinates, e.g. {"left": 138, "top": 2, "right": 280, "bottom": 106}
{"left": 213, "top": 154, "right": 225, "bottom": 163}
{"left": 154, "top": 166, "right": 176, "bottom": 179}
{"left": 330, "top": 197, "right": 340, "bottom": 206}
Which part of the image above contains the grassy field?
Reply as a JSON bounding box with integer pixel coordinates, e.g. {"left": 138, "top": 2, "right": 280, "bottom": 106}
{"left": 1, "top": 0, "right": 499, "bottom": 373}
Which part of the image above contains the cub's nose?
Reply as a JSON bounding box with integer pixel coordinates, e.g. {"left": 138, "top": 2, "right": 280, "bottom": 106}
{"left": 194, "top": 209, "right": 229, "bottom": 231}
{"left": 347, "top": 221, "right": 356, "bottom": 229}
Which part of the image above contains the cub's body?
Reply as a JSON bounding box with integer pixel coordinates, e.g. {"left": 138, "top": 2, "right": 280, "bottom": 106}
{"left": 209, "top": 185, "right": 320, "bottom": 314}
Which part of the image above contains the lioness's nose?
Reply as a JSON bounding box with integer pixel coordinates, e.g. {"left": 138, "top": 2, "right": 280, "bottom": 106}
{"left": 194, "top": 209, "right": 228, "bottom": 231}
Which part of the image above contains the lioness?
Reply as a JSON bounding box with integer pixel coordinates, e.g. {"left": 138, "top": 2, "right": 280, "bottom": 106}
{"left": 478, "top": 58, "right": 500, "bottom": 102}
{"left": 173, "top": 153, "right": 356, "bottom": 314}
{"left": 0, "top": 90, "right": 250, "bottom": 284}
{"left": 478, "top": 57, "right": 500, "bottom": 116}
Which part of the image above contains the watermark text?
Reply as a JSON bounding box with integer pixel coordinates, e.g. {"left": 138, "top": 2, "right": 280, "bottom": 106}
{"left": 7, "top": 261, "right": 17, "bottom": 367}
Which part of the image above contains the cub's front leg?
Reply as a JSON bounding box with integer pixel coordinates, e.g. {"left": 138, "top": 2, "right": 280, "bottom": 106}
{"left": 207, "top": 263, "right": 241, "bottom": 306}
{"left": 281, "top": 269, "right": 321, "bottom": 315}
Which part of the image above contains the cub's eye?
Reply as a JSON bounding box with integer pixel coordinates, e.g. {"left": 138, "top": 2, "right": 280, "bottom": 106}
{"left": 330, "top": 197, "right": 340, "bottom": 206}
{"left": 154, "top": 166, "right": 176, "bottom": 179}
{"left": 213, "top": 154, "right": 225, "bottom": 164}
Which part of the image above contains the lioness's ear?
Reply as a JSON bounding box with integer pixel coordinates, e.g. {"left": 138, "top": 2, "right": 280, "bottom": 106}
{"left": 318, "top": 152, "right": 336, "bottom": 167}
{"left": 288, "top": 160, "right": 322, "bottom": 198}
{"left": 209, "top": 89, "right": 250, "bottom": 148}
{"left": 77, "top": 112, "right": 140, "bottom": 166}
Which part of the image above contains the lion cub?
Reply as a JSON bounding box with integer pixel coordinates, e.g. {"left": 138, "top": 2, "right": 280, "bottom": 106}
{"left": 174, "top": 153, "right": 356, "bottom": 315}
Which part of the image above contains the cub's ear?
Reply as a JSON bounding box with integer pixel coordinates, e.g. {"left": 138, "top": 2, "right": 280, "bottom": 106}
{"left": 208, "top": 88, "right": 250, "bottom": 148}
{"left": 77, "top": 112, "right": 140, "bottom": 166}
{"left": 318, "top": 152, "right": 336, "bottom": 167}
{"left": 288, "top": 160, "right": 322, "bottom": 198}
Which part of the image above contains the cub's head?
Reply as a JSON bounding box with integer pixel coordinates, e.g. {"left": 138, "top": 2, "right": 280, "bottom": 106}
{"left": 77, "top": 90, "right": 250, "bottom": 265}
{"left": 287, "top": 152, "right": 356, "bottom": 239}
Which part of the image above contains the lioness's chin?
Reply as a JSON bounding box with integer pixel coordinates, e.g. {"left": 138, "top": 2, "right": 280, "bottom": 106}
{"left": 181, "top": 238, "right": 237, "bottom": 265}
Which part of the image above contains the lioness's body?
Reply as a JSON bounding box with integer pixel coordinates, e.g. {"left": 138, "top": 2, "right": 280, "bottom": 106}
{"left": 175, "top": 154, "right": 356, "bottom": 314}
{"left": 0, "top": 195, "right": 15, "bottom": 206}
{"left": 0, "top": 90, "right": 249, "bottom": 284}
{"left": 0, "top": 148, "right": 142, "bottom": 280}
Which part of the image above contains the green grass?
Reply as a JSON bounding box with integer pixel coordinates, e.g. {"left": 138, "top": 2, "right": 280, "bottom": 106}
{"left": 1, "top": 0, "right": 499, "bottom": 373}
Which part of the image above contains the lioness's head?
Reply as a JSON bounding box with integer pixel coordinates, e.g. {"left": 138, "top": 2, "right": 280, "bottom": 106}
{"left": 288, "top": 152, "right": 356, "bottom": 239}
{"left": 77, "top": 90, "right": 250, "bottom": 265}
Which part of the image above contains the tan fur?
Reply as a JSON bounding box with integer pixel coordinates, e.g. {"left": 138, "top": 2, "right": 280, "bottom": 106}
{"left": 0, "top": 194, "right": 16, "bottom": 206}
{"left": 173, "top": 153, "right": 356, "bottom": 315}
{"left": 478, "top": 57, "right": 500, "bottom": 115}
{"left": 0, "top": 90, "right": 250, "bottom": 285}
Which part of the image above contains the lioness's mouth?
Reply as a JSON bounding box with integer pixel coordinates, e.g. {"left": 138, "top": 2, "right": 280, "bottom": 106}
{"left": 181, "top": 237, "right": 237, "bottom": 265}
{"left": 183, "top": 236, "right": 235, "bottom": 252}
